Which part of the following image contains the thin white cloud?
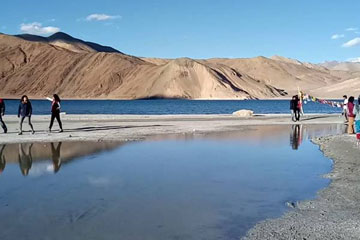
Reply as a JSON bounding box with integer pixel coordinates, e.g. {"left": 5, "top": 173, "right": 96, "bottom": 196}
{"left": 20, "top": 22, "right": 60, "bottom": 35}
{"left": 331, "top": 34, "right": 345, "bottom": 40}
{"left": 86, "top": 14, "right": 121, "bottom": 21}
{"left": 346, "top": 27, "right": 358, "bottom": 32}
{"left": 347, "top": 57, "right": 360, "bottom": 63}
{"left": 342, "top": 37, "right": 360, "bottom": 47}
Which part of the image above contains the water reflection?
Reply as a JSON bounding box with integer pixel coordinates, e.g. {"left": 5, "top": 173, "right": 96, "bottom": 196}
{"left": 51, "top": 142, "right": 62, "bottom": 173}
{"left": 290, "top": 125, "right": 303, "bottom": 150}
{"left": 18, "top": 144, "right": 33, "bottom": 176}
{"left": 0, "top": 141, "right": 122, "bottom": 176}
{"left": 0, "top": 145, "right": 5, "bottom": 174}
{"left": 0, "top": 124, "right": 346, "bottom": 240}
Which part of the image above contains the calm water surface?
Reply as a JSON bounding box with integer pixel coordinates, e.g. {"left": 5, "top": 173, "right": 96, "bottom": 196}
{"left": 3, "top": 99, "right": 342, "bottom": 115}
{"left": 0, "top": 124, "right": 345, "bottom": 240}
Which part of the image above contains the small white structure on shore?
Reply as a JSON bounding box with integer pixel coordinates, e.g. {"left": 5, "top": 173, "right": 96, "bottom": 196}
{"left": 232, "top": 109, "right": 254, "bottom": 117}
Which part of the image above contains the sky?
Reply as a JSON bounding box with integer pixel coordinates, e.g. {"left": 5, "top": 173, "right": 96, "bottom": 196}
{"left": 1, "top": 0, "right": 359, "bottom": 63}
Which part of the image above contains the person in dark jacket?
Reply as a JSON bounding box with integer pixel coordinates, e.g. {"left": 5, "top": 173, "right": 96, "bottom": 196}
{"left": 47, "top": 94, "right": 63, "bottom": 133}
{"left": 0, "top": 98, "right": 7, "bottom": 133}
{"left": 18, "top": 95, "right": 35, "bottom": 135}
{"left": 290, "top": 95, "right": 300, "bottom": 122}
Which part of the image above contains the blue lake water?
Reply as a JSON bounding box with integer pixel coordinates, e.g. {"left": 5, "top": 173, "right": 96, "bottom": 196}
{"left": 3, "top": 99, "right": 342, "bottom": 115}
{"left": 0, "top": 124, "right": 345, "bottom": 240}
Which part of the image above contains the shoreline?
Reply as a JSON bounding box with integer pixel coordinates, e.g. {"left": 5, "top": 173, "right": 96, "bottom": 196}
{"left": 1, "top": 97, "right": 344, "bottom": 101}
{"left": 0, "top": 113, "right": 344, "bottom": 144}
{"left": 242, "top": 134, "right": 360, "bottom": 239}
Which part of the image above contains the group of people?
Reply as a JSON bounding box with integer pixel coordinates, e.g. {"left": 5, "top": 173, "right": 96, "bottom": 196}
{"left": 290, "top": 95, "right": 304, "bottom": 122}
{"left": 342, "top": 95, "right": 360, "bottom": 140}
{"left": 0, "top": 94, "right": 63, "bottom": 135}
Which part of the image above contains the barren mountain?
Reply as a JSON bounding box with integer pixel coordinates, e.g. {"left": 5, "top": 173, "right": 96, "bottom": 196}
{"left": 0, "top": 32, "right": 356, "bottom": 99}
{"left": 320, "top": 61, "right": 360, "bottom": 72}
{"left": 310, "top": 77, "right": 360, "bottom": 98}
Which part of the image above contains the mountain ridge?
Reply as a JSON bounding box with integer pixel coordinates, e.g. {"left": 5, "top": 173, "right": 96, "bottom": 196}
{"left": 0, "top": 32, "right": 358, "bottom": 99}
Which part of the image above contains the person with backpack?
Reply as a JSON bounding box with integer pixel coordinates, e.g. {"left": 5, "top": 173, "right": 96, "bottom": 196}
{"left": 47, "top": 94, "right": 63, "bottom": 133}
{"left": 18, "top": 95, "right": 35, "bottom": 135}
{"left": 0, "top": 98, "right": 7, "bottom": 133}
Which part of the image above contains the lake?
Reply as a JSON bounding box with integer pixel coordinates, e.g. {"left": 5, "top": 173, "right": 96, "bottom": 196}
{"left": 3, "top": 99, "right": 342, "bottom": 115}
{"left": 0, "top": 124, "right": 345, "bottom": 240}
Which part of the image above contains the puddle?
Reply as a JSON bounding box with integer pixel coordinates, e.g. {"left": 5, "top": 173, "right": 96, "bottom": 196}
{"left": 0, "top": 124, "right": 346, "bottom": 240}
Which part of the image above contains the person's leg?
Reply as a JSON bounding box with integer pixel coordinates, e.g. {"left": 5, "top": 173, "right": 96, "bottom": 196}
{"left": 0, "top": 115, "right": 7, "bottom": 133}
{"left": 27, "top": 116, "right": 35, "bottom": 133}
{"left": 55, "top": 113, "right": 63, "bottom": 131}
{"left": 49, "top": 113, "right": 55, "bottom": 131}
{"left": 19, "top": 116, "right": 25, "bottom": 134}
{"left": 291, "top": 110, "right": 295, "bottom": 121}
{"left": 348, "top": 117, "right": 354, "bottom": 134}
{"left": 345, "top": 111, "right": 348, "bottom": 122}
{"left": 295, "top": 110, "right": 300, "bottom": 121}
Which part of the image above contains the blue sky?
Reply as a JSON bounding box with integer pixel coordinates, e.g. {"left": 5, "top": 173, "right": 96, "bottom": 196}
{"left": 1, "top": 0, "right": 359, "bottom": 63}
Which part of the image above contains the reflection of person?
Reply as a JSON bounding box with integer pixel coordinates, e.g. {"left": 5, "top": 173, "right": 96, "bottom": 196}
{"left": 0, "top": 145, "right": 6, "bottom": 174}
{"left": 18, "top": 95, "right": 35, "bottom": 135}
{"left": 51, "top": 142, "right": 62, "bottom": 173}
{"left": 347, "top": 96, "right": 355, "bottom": 134}
{"left": 0, "top": 99, "right": 8, "bottom": 133}
{"left": 290, "top": 125, "right": 302, "bottom": 150}
{"left": 18, "top": 143, "right": 33, "bottom": 176}
{"left": 47, "top": 94, "right": 63, "bottom": 133}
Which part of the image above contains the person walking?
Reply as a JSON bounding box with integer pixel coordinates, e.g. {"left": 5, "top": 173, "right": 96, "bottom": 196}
{"left": 47, "top": 94, "right": 63, "bottom": 133}
{"left": 290, "top": 96, "right": 299, "bottom": 122}
{"left": 353, "top": 96, "right": 360, "bottom": 145}
{"left": 294, "top": 95, "right": 301, "bottom": 121}
{"left": 18, "top": 95, "right": 35, "bottom": 135}
{"left": 347, "top": 96, "right": 355, "bottom": 134}
{"left": 0, "top": 98, "right": 7, "bottom": 133}
{"left": 342, "top": 95, "right": 348, "bottom": 123}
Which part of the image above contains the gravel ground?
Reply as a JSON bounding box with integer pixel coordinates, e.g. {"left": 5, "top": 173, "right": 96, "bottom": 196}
{"left": 243, "top": 134, "right": 360, "bottom": 240}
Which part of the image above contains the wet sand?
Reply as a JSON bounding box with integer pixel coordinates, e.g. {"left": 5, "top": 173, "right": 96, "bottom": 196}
{"left": 0, "top": 113, "right": 344, "bottom": 144}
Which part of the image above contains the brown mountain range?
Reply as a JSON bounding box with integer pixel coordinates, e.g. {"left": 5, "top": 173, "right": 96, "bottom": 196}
{"left": 0, "top": 32, "right": 358, "bottom": 99}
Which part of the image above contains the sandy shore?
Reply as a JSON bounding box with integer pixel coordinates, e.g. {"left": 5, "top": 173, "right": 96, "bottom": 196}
{"left": 0, "top": 113, "right": 343, "bottom": 144}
